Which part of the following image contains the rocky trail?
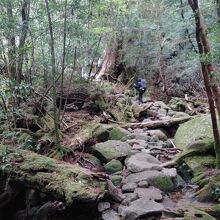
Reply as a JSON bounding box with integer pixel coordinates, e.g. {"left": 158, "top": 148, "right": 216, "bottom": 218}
{"left": 67, "top": 100, "right": 216, "bottom": 220}
{"left": 0, "top": 98, "right": 217, "bottom": 220}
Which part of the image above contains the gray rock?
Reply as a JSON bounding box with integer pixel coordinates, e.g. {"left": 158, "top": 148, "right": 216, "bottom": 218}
{"left": 122, "top": 183, "right": 137, "bottom": 193}
{"left": 119, "top": 198, "right": 163, "bottom": 220}
{"left": 162, "top": 168, "right": 177, "bottom": 178}
{"left": 147, "top": 109, "right": 158, "bottom": 117}
{"left": 133, "top": 128, "right": 144, "bottom": 133}
{"left": 121, "top": 193, "right": 138, "bottom": 206}
{"left": 132, "top": 144, "right": 145, "bottom": 150}
{"left": 92, "top": 140, "right": 131, "bottom": 163}
{"left": 150, "top": 135, "right": 160, "bottom": 142}
{"left": 98, "top": 202, "right": 111, "bottom": 212}
{"left": 173, "top": 112, "right": 190, "bottom": 118}
{"left": 150, "top": 106, "right": 159, "bottom": 110}
{"left": 125, "top": 170, "right": 174, "bottom": 191}
{"left": 167, "top": 110, "right": 176, "bottom": 116}
{"left": 125, "top": 153, "right": 161, "bottom": 172}
{"left": 147, "top": 130, "right": 168, "bottom": 141}
{"left": 142, "top": 118, "right": 152, "bottom": 123}
{"left": 101, "top": 209, "right": 120, "bottom": 220}
{"left": 130, "top": 133, "right": 150, "bottom": 141}
{"left": 126, "top": 139, "right": 147, "bottom": 146}
{"left": 157, "top": 108, "right": 167, "bottom": 116}
{"left": 130, "top": 149, "right": 141, "bottom": 155}
{"left": 154, "top": 101, "right": 170, "bottom": 110}
{"left": 134, "top": 186, "right": 163, "bottom": 201}
{"left": 138, "top": 181, "right": 149, "bottom": 188}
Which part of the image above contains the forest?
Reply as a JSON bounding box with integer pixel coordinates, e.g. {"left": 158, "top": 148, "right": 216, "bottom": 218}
{"left": 0, "top": 0, "right": 220, "bottom": 219}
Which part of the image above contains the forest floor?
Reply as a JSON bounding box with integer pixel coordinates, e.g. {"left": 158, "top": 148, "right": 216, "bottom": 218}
{"left": 0, "top": 91, "right": 217, "bottom": 220}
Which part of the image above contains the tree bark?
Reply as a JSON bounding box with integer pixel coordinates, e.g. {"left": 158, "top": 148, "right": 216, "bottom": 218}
{"left": 121, "top": 116, "right": 192, "bottom": 129}
{"left": 217, "top": 0, "right": 220, "bottom": 21}
{"left": 188, "top": 0, "right": 220, "bottom": 168}
{"left": 6, "top": 1, "right": 16, "bottom": 80}
{"left": 45, "top": 0, "right": 61, "bottom": 149}
{"left": 17, "top": 0, "right": 30, "bottom": 83}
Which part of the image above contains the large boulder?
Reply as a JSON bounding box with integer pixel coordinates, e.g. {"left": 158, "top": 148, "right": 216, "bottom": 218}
{"left": 125, "top": 170, "right": 174, "bottom": 191}
{"left": 92, "top": 140, "right": 131, "bottom": 163}
{"left": 109, "top": 127, "right": 131, "bottom": 141}
{"left": 134, "top": 186, "right": 163, "bottom": 201}
{"left": 174, "top": 115, "right": 214, "bottom": 151}
{"left": 125, "top": 153, "right": 162, "bottom": 173}
{"left": 119, "top": 198, "right": 163, "bottom": 220}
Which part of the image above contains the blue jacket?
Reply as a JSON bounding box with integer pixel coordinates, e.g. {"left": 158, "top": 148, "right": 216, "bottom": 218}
{"left": 134, "top": 79, "right": 146, "bottom": 91}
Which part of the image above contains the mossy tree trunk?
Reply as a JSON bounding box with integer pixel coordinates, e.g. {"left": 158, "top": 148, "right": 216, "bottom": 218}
{"left": 0, "top": 146, "right": 105, "bottom": 206}
{"left": 45, "top": 0, "right": 61, "bottom": 150}
{"left": 188, "top": 0, "right": 220, "bottom": 168}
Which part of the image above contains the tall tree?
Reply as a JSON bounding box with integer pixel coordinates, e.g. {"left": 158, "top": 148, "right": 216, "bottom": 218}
{"left": 17, "top": 0, "right": 30, "bottom": 83}
{"left": 188, "top": 0, "right": 220, "bottom": 168}
{"left": 45, "top": 0, "right": 61, "bottom": 150}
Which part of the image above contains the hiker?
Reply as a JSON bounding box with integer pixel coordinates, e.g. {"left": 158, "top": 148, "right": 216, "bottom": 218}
{"left": 134, "top": 79, "right": 147, "bottom": 104}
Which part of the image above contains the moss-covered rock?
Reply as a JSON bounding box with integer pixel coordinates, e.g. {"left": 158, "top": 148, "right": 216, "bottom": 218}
{"left": 108, "top": 127, "right": 131, "bottom": 141}
{"left": 173, "top": 112, "right": 190, "bottom": 118}
{"left": 202, "top": 204, "right": 220, "bottom": 217}
{"left": 184, "top": 209, "right": 216, "bottom": 220}
{"left": 92, "top": 124, "right": 111, "bottom": 142}
{"left": 194, "top": 173, "right": 220, "bottom": 202}
{"left": 0, "top": 145, "right": 106, "bottom": 206}
{"left": 169, "top": 97, "right": 186, "bottom": 112}
{"left": 104, "top": 159, "right": 123, "bottom": 174}
{"left": 91, "top": 140, "right": 131, "bottom": 163}
{"left": 174, "top": 115, "right": 214, "bottom": 150}
{"left": 84, "top": 154, "right": 101, "bottom": 166}
{"left": 184, "top": 155, "right": 216, "bottom": 177}
{"left": 148, "top": 175, "right": 174, "bottom": 192}
{"left": 70, "top": 122, "right": 111, "bottom": 148}
{"left": 111, "top": 175, "right": 123, "bottom": 186}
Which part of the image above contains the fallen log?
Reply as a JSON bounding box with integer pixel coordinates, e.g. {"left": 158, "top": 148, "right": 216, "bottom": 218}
{"left": 120, "top": 116, "right": 193, "bottom": 129}
{"left": 0, "top": 145, "right": 106, "bottom": 206}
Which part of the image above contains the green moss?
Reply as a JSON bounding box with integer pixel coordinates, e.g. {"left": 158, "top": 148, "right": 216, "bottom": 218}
{"left": 109, "top": 127, "right": 130, "bottom": 141}
{"left": 93, "top": 144, "right": 119, "bottom": 162}
{"left": 184, "top": 209, "right": 216, "bottom": 220}
{"left": 111, "top": 175, "right": 123, "bottom": 186}
{"left": 20, "top": 156, "right": 56, "bottom": 171}
{"left": 174, "top": 115, "right": 214, "bottom": 150}
{"left": 195, "top": 174, "right": 220, "bottom": 202}
{"left": 148, "top": 175, "right": 174, "bottom": 192}
{"left": 84, "top": 154, "right": 101, "bottom": 166}
{"left": 169, "top": 97, "right": 186, "bottom": 112}
{"left": 0, "top": 147, "right": 106, "bottom": 206}
{"left": 104, "top": 159, "right": 123, "bottom": 174}
{"left": 184, "top": 155, "right": 216, "bottom": 177}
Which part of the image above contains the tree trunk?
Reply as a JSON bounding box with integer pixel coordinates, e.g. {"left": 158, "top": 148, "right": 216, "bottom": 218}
{"left": 17, "top": 0, "right": 30, "bottom": 83}
{"left": 58, "top": 0, "right": 67, "bottom": 118}
{"left": 121, "top": 115, "right": 192, "bottom": 129}
{"left": 0, "top": 146, "right": 105, "bottom": 206}
{"left": 45, "top": 0, "right": 61, "bottom": 150}
{"left": 217, "top": 0, "right": 220, "bottom": 21}
{"left": 96, "top": 38, "right": 124, "bottom": 82}
{"left": 188, "top": 0, "right": 220, "bottom": 168}
{"left": 6, "top": 1, "right": 16, "bottom": 80}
